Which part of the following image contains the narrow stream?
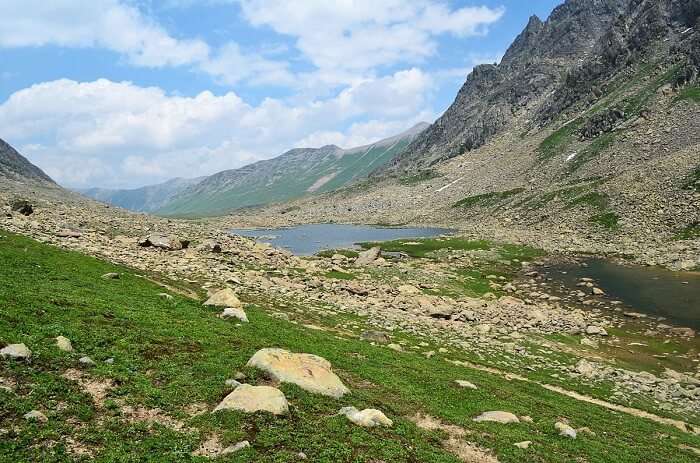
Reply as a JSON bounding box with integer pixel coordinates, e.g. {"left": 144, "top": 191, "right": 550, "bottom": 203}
{"left": 547, "top": 258, "right": 700, "bottom": 329}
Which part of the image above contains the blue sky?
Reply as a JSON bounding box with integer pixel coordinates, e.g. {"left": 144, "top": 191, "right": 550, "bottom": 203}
{"left": 0, "top": 0, "right": 562, "bottom": 188}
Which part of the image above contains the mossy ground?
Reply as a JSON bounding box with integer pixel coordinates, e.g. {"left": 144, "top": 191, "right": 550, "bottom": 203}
{"left": 1, "top": 230, "right": 699, "bottom": 462}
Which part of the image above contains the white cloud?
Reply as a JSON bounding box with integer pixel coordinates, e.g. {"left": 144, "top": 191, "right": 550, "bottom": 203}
{"left": 0, "top": 74, "right": 434, "bottom": 188}
{"left": 239, "top": 0, "right": 504, "bottom": 73}
{"left": 0, "top": 0, "right": 210, "bottom": 67}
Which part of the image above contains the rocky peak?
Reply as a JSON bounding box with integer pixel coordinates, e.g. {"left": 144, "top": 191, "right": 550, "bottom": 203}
{"left": 0, "top": 138, "right": 55, "bottom": 185}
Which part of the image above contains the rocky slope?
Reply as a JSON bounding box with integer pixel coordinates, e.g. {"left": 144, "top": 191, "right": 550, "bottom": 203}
{"left": 238, "top": 0, "right": 700, "bottom": 271}
{"left": 77, "top": 177, "right": 203, "bottom": 213}
{"left": 154, "top": 123, "right": 428, "bottom": 217}
{"left": 0, "top": 138, "right": 55, "bottom": 185}
{"left": 383, "top": 0, "right": 699, "bottom": 173}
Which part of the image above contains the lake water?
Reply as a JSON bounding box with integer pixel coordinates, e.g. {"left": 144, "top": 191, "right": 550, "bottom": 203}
{"left": 230, "top": 223, "right": 452, "bottom": 256}
{"left": 548, "top": 258, "right": 700, "bottom": 329}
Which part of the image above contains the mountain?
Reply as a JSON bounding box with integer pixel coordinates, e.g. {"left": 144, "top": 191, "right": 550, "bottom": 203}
{"left": 383, "top": 0, "right": 700, "bottom": 173}
{"left": 0, "top": 138, "right": 55, "bottom": 185}
{"left": 249, "top": 0, "right": 700, "bottom": 269}
{"left": 78, "top": 177, "right": 204, "bottom": 213}
{"left": 156, "top": 122, "right": 428, "bottom": 217}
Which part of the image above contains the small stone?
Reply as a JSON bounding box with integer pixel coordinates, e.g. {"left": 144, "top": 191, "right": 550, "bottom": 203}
{"left": 79, "top": 356, "right": 96, "bottom": 367}
{"left": 234, "top": 372, "right": 246, "bottom": 380}
{"left": 0, "top": 343, "right": 31, "bottom": 360}
{"left": 104, "top": 358, "right": 114, "bottom": 364}
{"left": 473, "top": 411, "right": 520, "bottom": 424}
{"left": 158, "top": 293, "right": 174, "bottom": 300}
{"left": 339, "top": 406, "right": 392, "bottom": 427}
{"left": 56, "top": 336, "right": 73, "bottom": 352}
{"left": 585, "top": 325, "right": 607, "bottom": 336}
{"left": 591, "top": 287, "right": 605, "bottom": 296}
{"left": 514, "top": 441, "right": 531, "bottom": 449}
{"left": 24, "top": 410, "right": 48, "bottom": 423}
{"left": 220, "top": 307, "right": 248, "bottom": 323}
{"left": 360, "top": 330, "right": 390, "bottom": 344}
{"left": 455, "top": 380, "right": 478, "bottom": 390}
{"left": 555, "top": 421, "right": 577, "bottom": 439}
{"left": 225, "top": 379, "right": 242, "bottom": 388}
{"left": 387, "top": 343, "right": 403, "bottom": 352}
{"left": 580, "top": 338, "right": 598, "bottom": 348}
{"left": 221, "top": 440, "right": 250, "bottom": 455}
{"left": 101, "top": 273, "right": 120, "bottom": 280}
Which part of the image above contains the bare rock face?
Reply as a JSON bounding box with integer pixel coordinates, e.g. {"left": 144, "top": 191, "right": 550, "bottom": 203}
{"left": 204, "top": 288, "right": 242, "bottom": 308}
{"left": 213, "top": 384, "right": 288, "bottom": 415}
{"left": 246, "top": 348, "right": 350, "bottom": 398}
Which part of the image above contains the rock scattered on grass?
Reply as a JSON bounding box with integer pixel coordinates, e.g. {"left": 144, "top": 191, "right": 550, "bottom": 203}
{"left": 0, "top": 343, "right": 31, "bottom": 360}
{"left": 455, "top": 380, "right": 478, "bottom": 390}
{"left": 514, "top": 441, "right": 532, "bottom": 449}
{"left": 355, "top": 247, "right": 381, "bottom": 266}
{"left": 79, "top": 356, "right": 96, "bottom": 367}
{"left": 220, "top": 307, "right": 248, "bottom": 323}
{"left": 473, "top": 411, "right": 520, "bottom": 424}
{"left": 24, "top": 410, "right": 48, "bottom": 423}
{"left": 101, "top": 273, "right": 120, "bottom": 280}
{"left": 225, "top": 379, "right": 242, "bottom": 388}
{"left": 339, "top": 406, "right": 392, "bottom": 427}
{"left": 56, "top": 336, "right": 73, "bottom": 352}
{"left": 387, "top": 343, "right": 403, "bottom": 352}
{"left": 204, "top": 288, "right": 242, "bottom": 308}
{"left": 555, "top": 421, "right": 577, "bottom": 439}
{"left": 213, "top": 384, "right": 288, "bottom": 415}
{"left": 247, "top": 348, "right": 349, "bottom": 398}
{"left": 360, "top": 330, "right": 390, "bottom": 344}
{"left": 221, "top": 440, "right": 250, "bottom": 455}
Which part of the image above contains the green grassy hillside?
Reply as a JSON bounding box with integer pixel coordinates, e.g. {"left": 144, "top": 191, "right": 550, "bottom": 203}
{"left": 1, "top": 230, "right": 699, "bottom": 462}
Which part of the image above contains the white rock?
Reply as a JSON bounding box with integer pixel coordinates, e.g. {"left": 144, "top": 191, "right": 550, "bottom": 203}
{"left": 247, "top": 348, "right": 349, "bottom": 398}
{"left": 221, "top": 440, "right": 250, "bottom": 455}
{"left": 514, "top": 441, "right": 531, "bottom": 449}
{"left": 213, "top": 384, "right": 288, "bottom": 415}
{"left": 339, "top": 406, "right": 392, "bottom": 427}
{"left": 24, "top": 410, "right": 48, "bottom": 423}
{"left": 555, "top": 421, "right": 577, "bottom": 439}
{"left": 56, "top": 336, "right": 73, "bottom": 352}
{"left": 473, "top": 411, "right": 520, "bottom": 424}
{"left": 0, "top": 343, "right": 31, "bottom": 360}
{"left": 387, "top": 343, "right": 403, "bottom": 352}
{"left": 79, "top": 356, "right": 96, "bottom": 366}
{"left": 455, "top": 380, "right": 478, "bottom": 390}
{"left": 204, "top": 288, "right": 242, "bottom": 308}
{"left": 220, "top": 307, "right": 248, "bottom": 323}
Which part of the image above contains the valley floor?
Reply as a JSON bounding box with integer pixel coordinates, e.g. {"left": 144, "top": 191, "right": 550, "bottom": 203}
{"left": 1, "top": 185, "right": 700, "bottom": 462}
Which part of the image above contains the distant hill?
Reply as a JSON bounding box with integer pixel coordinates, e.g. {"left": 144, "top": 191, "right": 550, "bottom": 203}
{"left": 0, "top": 138, "right": 55, "bottom": 185}
{"left": 77, "top": 177, "right": 204, "bottom": 213}
{"left": 104, "top": 122, "right": 424, "bottom": 217}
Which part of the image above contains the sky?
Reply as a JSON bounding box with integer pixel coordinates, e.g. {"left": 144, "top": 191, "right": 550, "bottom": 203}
{"left": 0, "top": 0, "right": 562, "bottom": 189}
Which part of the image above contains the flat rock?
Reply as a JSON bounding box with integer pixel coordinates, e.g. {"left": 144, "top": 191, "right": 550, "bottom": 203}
{"left": 213, "top": 384, "right": 288, "bottom": 415}
{"left": 339, "top": 406, "right": 392, "bottom": 427}
{"left": 24, "top": 410, "right": 48, "bottom": 423}
{"left": 360, "top": 330, "right": 390, "bottom": 344}
{"left": 101, "top": 273, "right": 120, "bottom": 280}
{"left": 56, "top": 336, "right": 73, "bottom": 352}
{"left": 79, "top": 356, "right": 96, "bottom": 366}
{"left": 220, "top": 307, "right": 248, "bottom": 323}
{"left": 473, "top": 411, "right": 520, "bottom": 424}
{"left": 247, "top": 348, "right": 349, "bottom": 398}
{"left": 514, "top": 441, "right": 532, "bottom": 449}
{"left": 455, "top": 380, "right": 478, "bottom": 390}
{"left": 355, "top": 247, "right": 381, "bottom": 266}
{"left": 204, "top": 288, "right": 242, "bottom": 308}
{"left": 1, "top": 343, "right": 31, "bottom": 360}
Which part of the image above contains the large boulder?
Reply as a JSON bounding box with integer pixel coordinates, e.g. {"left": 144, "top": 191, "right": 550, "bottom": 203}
{"left": 473, "top": 411, "right": 520, "bottom": 424}
{"left": 10, "top": 199, "right": 33, "bottom": 216}
{"left": 213, "top": 384, "right": 288, "bottom": 415}
{"left": 355, "top": 247, "right": 381, "bottom": 266}
{"left": 204, "top": 288, "right": 242, "bottom": 308}
{"left": 247, "top": 348, "right": 349, "bottom": 398}
{"left": 138, "top": 233, "right": 189, "bottom": 251}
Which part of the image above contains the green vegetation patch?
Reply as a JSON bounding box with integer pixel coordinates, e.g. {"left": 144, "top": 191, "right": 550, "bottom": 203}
{"left": 676, "top": 86, "right": 700, "bottom": 103}
{"left": 589, "top": 212, "right": 621, "bottom": 230}
{"left": 359, "top": 237, "right": 491, "bottom": 258}
{"left": 565, "top": 192, "right": 610, "bottom": 211}
{"left": 324, "top": 270, "right": 356, "bottom": 280}
{"left": 567, "top": 132, "right": 616, "bottom": 173}
{"left": 316, "top": 249, "right": 360, "bottom": 259}
{"left": 682, "top": 166, "right": 700, "bottom": 193}
{"left": 673, "top": 222, "right": 700, "bottom": 241}
{"left": 452, "top": 188, "right": 525, "bottom": 209}
{"left": 398, "top": 170, "right": 442, "bottom": 185}
{"left": 537, "top": 122, "right": 580, "bottom": 161}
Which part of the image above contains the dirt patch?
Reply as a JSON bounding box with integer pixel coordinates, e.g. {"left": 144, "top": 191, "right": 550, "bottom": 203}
{"left": 0, "top": 376, "right": 16, "bottom": 392}
{"left": 184, "top": 402, "right": 209, "bottom": 417}
{"left": 411, "top": 414, "right": 499, "bottom": 463}
{"left": 192, "top": 435, "right": 225, "bottom": 458}
{"left": 64, "top": 436, "right": 97, "bottom": 458}
{"left": 61, "top": 369, "right": 114, "bottom": 407}
{"left": 120, "top": 405, "right": 191, "bottom": 432}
